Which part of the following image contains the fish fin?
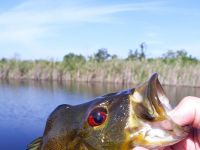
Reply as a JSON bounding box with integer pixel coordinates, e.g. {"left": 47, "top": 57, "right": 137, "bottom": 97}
{"left": 27, "top": 137, "right": 42, "bottom": 150}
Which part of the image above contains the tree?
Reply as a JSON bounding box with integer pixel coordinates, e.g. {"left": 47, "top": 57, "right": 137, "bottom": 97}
{"left": 111, "top": 54, "right": 118, "bottom": 59}
{"left": 127, "top": 42, "right": 147, "bottom": 61}
{"left": 162, "top": 50, "right": 176, "bottom": 59}
{"left": 126, "top": 49, "right": 139, "bottom": 60}
{"left": 94, "top": 48, "right": 110, "bottom": 62}
{"left": 0, "top": 58, "right": 7, "bottom": 63}
{"left": 176, "top": 50, "right": 187, "bottom": 58}
{"left": 163, "top": 50, "right": 188, "bottom": 59}
{"left": 139, "top": 42, "right": 146, "bottom": 60}
{"left": 162, "top": 50, "right": 198, "bottom": 64}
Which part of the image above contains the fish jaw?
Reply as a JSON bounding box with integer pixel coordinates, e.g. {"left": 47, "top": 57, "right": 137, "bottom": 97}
{"left": 124, "top": 104, "right": 190, "bottom": 149}
{"left": 127, "top": 120, "right": 190, "bottom": 149}
{"left": 124, "top": 73, "right": 190, "bottom": 149}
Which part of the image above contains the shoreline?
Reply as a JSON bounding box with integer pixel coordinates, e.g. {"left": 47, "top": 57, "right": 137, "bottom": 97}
{"left": 0, "top": 58, "right": 200, "bottom": 87}
{"left": 1, "top": 77, "right": 200, "bottom": 88}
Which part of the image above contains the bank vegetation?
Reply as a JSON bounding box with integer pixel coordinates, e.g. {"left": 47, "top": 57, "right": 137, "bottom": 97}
{"left": 0, "top": 46, "right": 199, "bottom": 87}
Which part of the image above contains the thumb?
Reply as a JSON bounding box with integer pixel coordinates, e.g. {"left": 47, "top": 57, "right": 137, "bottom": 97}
{"left": 169, "top": 96, "right": 200, "bottom": 129}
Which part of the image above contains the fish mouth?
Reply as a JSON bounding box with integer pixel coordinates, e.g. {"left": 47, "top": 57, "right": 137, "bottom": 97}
{"left": 128, "top": 124, "right": 190, "bottom": 149}
{"left": 127, "top": 73, "right": 190, "bottom": 149}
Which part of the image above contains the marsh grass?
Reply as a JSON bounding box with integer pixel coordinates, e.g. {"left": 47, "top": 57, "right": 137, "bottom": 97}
{"left": 0, "top": 57, "right": 200, "bottom": 87}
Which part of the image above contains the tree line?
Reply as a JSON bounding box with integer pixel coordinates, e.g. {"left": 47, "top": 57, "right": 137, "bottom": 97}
{"left": 62, "top": 43, "right": 198, "bottom": 65}
{"left": 0, "top": 44, "right": 199, "bottom": 86}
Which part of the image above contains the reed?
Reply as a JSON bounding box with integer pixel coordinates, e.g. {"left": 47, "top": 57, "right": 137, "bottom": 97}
{"left": 0, "top": 57, "right": 199, "bottom": 87}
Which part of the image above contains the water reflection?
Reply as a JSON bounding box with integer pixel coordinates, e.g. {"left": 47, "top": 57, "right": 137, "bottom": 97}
{"left": 163, "top": 85, "right": 200, "bottom": 107}
{"left": 0, "top": 80, "right": 200, "bottom": 150}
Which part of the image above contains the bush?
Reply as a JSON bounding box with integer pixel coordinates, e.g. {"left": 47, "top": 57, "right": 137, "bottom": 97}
{"left": 63, "top": 53, "right": 86, "bottom": 71}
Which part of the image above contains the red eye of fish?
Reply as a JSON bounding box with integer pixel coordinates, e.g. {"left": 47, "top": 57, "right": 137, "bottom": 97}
{"left": 88, "top": 108, "right": 107, "bottom": 127}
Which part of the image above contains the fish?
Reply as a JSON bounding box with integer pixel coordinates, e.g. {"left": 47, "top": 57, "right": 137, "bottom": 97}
{"left": 27, "top": 73, "right": 189, "bottom": 150}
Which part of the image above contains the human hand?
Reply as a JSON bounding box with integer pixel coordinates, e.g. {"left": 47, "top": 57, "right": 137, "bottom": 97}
{"left": 134, "top": 96, "right": 200, "bottom": 150}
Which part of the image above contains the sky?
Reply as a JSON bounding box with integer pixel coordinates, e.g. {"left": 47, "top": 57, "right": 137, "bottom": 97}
{"left": 0, "top": 0, "right": 200, "bottom": 60}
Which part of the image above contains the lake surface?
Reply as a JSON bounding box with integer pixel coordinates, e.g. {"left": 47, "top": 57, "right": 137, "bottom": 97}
{"left": 1, "top": 80, "right": 200, "bottom": 150}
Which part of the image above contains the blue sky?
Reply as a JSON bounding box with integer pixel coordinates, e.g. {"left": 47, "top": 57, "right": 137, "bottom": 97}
{"left": 0, "top": 0, "right": 200, "bottom": 60}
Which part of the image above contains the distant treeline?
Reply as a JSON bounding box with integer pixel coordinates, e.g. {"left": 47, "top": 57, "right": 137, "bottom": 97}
{"left": 0, "top": 46, "right": 199, "bottom": 87}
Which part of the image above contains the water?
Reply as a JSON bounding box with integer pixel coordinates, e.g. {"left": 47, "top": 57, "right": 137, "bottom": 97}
{"left": 0, "top": 80, "right": 200, "bottom": 150}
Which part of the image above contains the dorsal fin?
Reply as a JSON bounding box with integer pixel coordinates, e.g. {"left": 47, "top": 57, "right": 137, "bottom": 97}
{"left": 27, "top": 137, "right": 42, "bottom": 150}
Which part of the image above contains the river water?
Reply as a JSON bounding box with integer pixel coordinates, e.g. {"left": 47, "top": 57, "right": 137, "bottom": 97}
{"left": 0, "top": 80, "right": 200, "bottom": 150}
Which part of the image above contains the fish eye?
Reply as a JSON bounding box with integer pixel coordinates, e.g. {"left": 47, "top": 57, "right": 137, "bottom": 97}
{"left": 88, "top": 107, "right": 107, "bottom": 127}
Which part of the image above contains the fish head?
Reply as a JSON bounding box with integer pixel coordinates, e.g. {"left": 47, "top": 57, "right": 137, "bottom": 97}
{"left": 39, "top": 73, "right": 189, "bottom": 150}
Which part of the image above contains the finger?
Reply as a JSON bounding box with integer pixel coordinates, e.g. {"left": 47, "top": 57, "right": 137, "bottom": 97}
{"left": 163, "top": 147, "right": 172, "bottom": 150}
{"left": 169, "top": 96, "right": 200, "bottom": 128}
{"left": 133, "top": 146, "right": 148, "bottom": 150}
{"left": 194, "top": 129, "right": 200, "bottom": 149}
{"left": 171, "top": 132, "right": 196, "bottom": 150}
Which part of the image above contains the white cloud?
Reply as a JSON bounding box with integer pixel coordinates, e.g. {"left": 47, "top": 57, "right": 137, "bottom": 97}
{"left": 0, "top": 27, "right": 47, "bottom": 43}
{"left": 0, "top": 0, "right": 165, "bottom": 43}
{"left": 0, "top": 1, "right": 163, "bottom": 24}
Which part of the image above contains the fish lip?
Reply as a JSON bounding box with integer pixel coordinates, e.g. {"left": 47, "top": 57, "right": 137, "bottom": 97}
{"left": 127, "top": 73, "right": 190, "bottom": 148}
{"left": 127, "top": 124, "right": 189, "bottom": 149}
